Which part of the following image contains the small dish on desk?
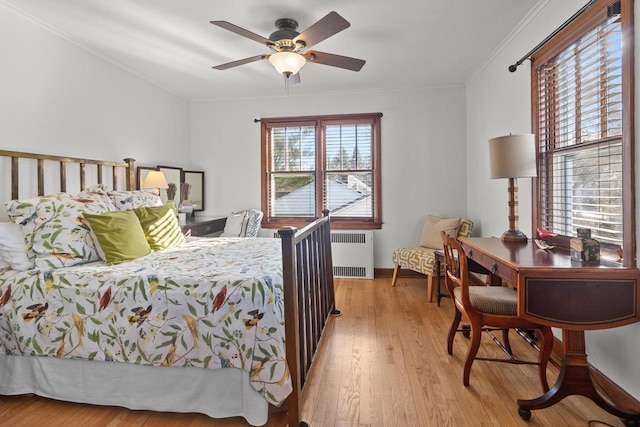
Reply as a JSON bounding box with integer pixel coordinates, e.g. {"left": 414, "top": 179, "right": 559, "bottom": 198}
{"left": 534, "top": 239, "right": 555, "bottom": 250}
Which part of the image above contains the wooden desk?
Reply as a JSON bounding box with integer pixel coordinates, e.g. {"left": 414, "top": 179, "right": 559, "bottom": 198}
{"left": 459, "top": 237, "right": 640, "bottom": 422}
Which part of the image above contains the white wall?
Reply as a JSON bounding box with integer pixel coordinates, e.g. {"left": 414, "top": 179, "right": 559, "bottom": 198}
{"left": 0, "top": 3, "right": 191, "bottom": 216}
{"left": 190, "top": 86, "right": 468, "bottom": 269}
{"left": 466, "top": 0, "right": 640, "bottom": 399}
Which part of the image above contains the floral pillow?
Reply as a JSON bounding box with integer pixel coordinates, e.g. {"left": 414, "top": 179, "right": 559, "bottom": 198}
{"left": 22, "top": 196, "right": 117, "bottom": 269}
{"left": 5, "top": 193, "right": 68, "bottom": 225}
{"left": 5, "top": 185, "right": 116, "bottom": 224}
{"left": 108, "top": 190, "right": 162, "bottom": 211}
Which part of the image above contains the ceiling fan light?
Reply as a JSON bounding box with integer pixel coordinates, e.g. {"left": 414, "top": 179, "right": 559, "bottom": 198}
{"left": 269, "top": 51, "right": 306, "bottom": 76}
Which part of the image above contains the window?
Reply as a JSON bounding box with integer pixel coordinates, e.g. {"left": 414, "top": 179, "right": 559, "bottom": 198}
{"left": 532, "top": 0, "right": 635, "bottom": 265}
{"left": 260, "top": 113, "right": 382, "bottom": 229}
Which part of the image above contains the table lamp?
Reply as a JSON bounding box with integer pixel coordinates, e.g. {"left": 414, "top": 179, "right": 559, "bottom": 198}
{"left": 489, "top": 134, "right": 537, "bottom": 243}
{"left": 141, "top": 170, "right": 169, "bottom": 191}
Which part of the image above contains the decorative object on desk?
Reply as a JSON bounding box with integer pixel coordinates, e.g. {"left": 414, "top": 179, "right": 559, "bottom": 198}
{"left": 141, "top": 170, "right": 169, "bottom": 191}
{"left": 570, "top": 228, "right": 600, "bottom": 262}
{"left": 489, "top": 134, "right": 537, "bottom": 243}
{"left": 536, "top": 227, "right": 558, "bottom": 241}
{"left": 165, "top": 182, "right": 177, "bottom": 203}
{"left": 180, "top": 182, "right": 191, "bottom": 206}
{"left": 534, "top": 239, "right": 554, "bottom": 250}
{"left": 178, "top": 205, "right": 194, "bottom": 219}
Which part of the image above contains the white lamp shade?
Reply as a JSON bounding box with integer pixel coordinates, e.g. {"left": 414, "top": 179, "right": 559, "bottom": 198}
{"left": 142, "top": 171, "right": 169, "bottom": 189}
{"left": 489, "top": 134, "right": 537, "bottom": 179}
{"left": 269, "top": 51, "right": 306, "bottom": 76}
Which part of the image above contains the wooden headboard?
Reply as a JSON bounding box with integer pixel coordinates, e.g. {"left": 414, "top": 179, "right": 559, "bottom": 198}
{"left": 0, "top": 150, "right": 135, "bottom": 200}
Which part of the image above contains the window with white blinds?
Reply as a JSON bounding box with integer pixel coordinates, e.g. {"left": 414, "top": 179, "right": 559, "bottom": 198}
{"left": 532, "top": 0, "right": 634, "bottom": 263}
{"left": 260, "top": 113, "right": 382, "bottom": 229}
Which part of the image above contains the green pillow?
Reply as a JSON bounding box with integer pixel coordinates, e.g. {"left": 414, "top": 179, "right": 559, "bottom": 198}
{"left": 133, "top": 202, "right": 186, "bottom": 251}
{"left": 83, "top": 210, "right": 151, "bottom": 264}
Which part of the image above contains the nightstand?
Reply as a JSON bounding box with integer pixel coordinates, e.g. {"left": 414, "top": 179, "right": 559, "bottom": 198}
{"left": 181, "top": 216, "right": 227, "bottom": 237}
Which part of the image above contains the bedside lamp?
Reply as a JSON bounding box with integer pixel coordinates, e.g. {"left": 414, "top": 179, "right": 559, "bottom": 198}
{"left": 141, "top": 171, "right": 169, "bottom": 191}
{"left": 489, "top": 134, "right": 537, "bottom": 243}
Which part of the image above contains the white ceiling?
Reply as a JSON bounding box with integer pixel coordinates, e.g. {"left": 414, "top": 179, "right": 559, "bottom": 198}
{"left": 2, "top": 0, "right": 539, "bottom": 100}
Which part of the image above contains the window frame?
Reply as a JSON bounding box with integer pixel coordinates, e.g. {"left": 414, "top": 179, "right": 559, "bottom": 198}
{"left": 531, "top": 0, "right": 635, "bottom": 266}
{"left": 260, "top": 112, "right": 383, "bottom": 230}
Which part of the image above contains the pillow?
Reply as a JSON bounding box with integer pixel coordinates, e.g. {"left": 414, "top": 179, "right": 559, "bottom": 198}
{"left": 419, "top": 216, "right": 462, "bottom": 249}
{"left": 108, "top": 190, "right": 162, "bottom": 211}
{"left": 0, "top": 222, "right": 34, "bottom": 271}
{"left": 220, "top": 211, "right": 248, "bottom": 237}
{"left": 5, "top": 193, "right": 68, "bottom": 225}
{"left": 133, "top": 202, "right": 186, "bottom": 251}
{"left": 236, "top": 209, "right": 263, "bottom": 237}
{"left": 83, "top": 211, "right": 151, "bottom": 264}
{"left": 24, "top": 197, "right": 116, "bottom": 269}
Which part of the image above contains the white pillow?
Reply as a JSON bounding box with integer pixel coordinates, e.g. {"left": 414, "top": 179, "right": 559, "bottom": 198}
{"left": 220, "top": 211, "right": 248, "bottom": 237}
{"left": 419, "top": 216, "right": 462, "bottom": 249}
{"left": 0, "top": 222, "right": 34, "bottom": 271}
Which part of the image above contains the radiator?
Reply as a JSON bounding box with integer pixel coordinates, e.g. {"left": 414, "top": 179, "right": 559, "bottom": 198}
{"left": 330, "top": 230, "right": 374, "bottom": 279}
{"left": 269, "top": 230, "right": 374, "bottom": 279}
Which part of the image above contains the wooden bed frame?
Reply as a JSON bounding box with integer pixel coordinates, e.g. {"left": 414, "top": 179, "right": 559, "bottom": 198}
{"left": 0, "top": 149, "right": 337, "bottom": 427}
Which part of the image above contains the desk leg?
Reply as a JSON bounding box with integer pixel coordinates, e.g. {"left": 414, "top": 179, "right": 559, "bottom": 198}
{"left": 517, "top": 330, "right": 640, "bottom": 423}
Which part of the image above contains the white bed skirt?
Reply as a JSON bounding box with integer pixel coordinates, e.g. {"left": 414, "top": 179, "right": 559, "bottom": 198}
{"left": 0, "top": 355, "right": 269, "bottom": 426}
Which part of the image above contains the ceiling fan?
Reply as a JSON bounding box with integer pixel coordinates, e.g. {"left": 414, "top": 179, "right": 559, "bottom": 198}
{"left": 210, "top": 11, "right": 366, "bottom": 84}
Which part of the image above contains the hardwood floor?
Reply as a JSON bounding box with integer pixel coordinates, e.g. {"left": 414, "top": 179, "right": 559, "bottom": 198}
{"left": 0, "top": 277, "right": 629, "bottom": 426}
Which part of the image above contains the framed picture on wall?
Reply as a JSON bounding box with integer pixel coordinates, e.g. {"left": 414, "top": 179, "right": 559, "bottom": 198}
{"left": 182, "top": 170, "right": 205, "bottom": 211}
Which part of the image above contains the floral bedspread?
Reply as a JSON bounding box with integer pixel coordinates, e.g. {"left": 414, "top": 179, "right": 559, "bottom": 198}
{"left": 0, "top": 237, "right": 292, "bottom": 405}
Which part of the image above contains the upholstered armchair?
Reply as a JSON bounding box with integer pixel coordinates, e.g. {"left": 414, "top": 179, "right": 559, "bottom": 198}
{"left": 391, "top": 216, "right": 473, "bottom": 302}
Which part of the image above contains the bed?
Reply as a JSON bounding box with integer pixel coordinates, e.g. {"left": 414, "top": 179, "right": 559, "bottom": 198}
{"left": 0, "top": 150, "right": 337, "bottom": 426}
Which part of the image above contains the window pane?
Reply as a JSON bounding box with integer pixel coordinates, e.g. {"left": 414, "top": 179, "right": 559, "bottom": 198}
{"left": 326, "top": 172, "right": 373, "bottom": 217}
{"left": 271, "top": 126, "right": 315, "bottom": 172}
{"left": 540, "top": 141, "right": 623, "bottom": 245}
{"left": 326, "top": 124, "right": 372, "bottom": 171}
{"left": 271, "top": 173, "right": 315, "bottom": 216}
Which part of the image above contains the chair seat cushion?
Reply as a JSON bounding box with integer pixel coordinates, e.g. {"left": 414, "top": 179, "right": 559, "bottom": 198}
{"left": 453, "top": 286, "right": 517, "bottom": 316}
{"left": 392, "top": 246, "right": 436, "bottom": 275}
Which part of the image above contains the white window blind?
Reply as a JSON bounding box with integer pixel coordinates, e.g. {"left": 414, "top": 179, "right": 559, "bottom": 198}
{"left": 536, "top": 9, "right": 623, "bottom": 246}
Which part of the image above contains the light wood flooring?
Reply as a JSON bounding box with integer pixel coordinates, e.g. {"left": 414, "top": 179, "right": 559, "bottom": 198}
{"left": 0, "top": 277, "right": 629, "bottom": 426}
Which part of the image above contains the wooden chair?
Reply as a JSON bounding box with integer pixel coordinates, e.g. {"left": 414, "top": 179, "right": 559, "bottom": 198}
{"left": 391, "top": 216, "right": 473, "bottom": 302}
{"left": 441, "top": 231, "right": 553, "bottom": 390}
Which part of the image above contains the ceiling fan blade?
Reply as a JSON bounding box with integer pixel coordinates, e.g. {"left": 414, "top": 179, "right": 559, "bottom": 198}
{"left": 210, "top": 21, "right": 273, "bottom": 46}
{"left": 213, "top": 54, "right": 268, "bottom": 70}
{"left": 306, "top": 51, "right": 366, "bottom": 72}
{"left": 294, "top": 11, "right": 350, "bottom": 49}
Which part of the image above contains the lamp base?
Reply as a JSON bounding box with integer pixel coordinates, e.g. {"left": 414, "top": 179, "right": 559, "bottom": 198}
{"left": 501, "top": 229, "right": 528, "bottom": 243}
